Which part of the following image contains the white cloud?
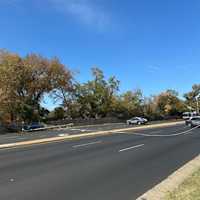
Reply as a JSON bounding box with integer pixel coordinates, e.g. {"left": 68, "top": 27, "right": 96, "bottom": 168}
{"left": 147, "top": 65, "right": 160, "bottom": 73}
{"left": 49, "top": 0, "right": 110, "bottom": 31}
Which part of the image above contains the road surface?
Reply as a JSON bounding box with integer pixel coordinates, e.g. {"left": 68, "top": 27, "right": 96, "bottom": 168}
{"left": 0, "top": 123, "right": 127, "bottom": 144}
{"left": 0, "top": 123, "right": 199, "bottom": 200}
{"left": 0, "top": 121, "right": 180, "bottom": 144}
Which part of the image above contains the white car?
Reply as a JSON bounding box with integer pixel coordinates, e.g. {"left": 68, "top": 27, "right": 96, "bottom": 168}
{"left": 126, "top": 117, "right": 148, "bottom": 125}
{"left": 185, "top": 116, "right": 200, "bottom": 127}
{"left": 182, "top": 112, "right": 198, "bottom": 120}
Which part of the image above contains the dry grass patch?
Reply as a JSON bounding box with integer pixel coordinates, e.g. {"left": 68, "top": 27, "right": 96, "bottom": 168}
{"left": 166, "top": 168, "right": 200, "bottom": 200}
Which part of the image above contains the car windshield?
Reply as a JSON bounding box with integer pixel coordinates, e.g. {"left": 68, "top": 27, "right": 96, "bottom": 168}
{"left": 192, "top": 118, "right": 200, "bottom": 121}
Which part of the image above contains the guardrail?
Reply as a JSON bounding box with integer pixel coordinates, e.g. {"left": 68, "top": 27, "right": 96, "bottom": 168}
{"left": 22, "top": 123, "right": 74, "bottom": 132}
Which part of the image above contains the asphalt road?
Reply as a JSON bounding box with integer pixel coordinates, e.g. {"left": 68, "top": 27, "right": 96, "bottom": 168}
{"left": 0, "top": 123, "right": 127, "bottom": 144}
{"left": 0, "top": 121, "right": 181, "bottom": 145}
{"left": 0, "top": 124, "right": 199, "bottom": 200}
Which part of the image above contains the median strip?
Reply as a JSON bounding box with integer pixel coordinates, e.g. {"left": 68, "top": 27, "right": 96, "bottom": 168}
{"left": 0, "top": 121, "right": 184, "bottom": 150}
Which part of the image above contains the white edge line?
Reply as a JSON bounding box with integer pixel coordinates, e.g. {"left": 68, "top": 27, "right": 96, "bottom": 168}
{"left": 72, "top": 141, "right": 102, "bottom": 148}
{"left": 117, "top": 125, "right": 199, "bottom": 137}
{"left": 119, "top": 144, "right": 144, "bottom": 152}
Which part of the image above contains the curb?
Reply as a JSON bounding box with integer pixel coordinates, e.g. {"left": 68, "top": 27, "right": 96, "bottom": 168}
{"left": 136, "top": 154, "right": 200, "bottom": 200}
{"left": 0, "top": 121, "right": 184, "bottom": 150}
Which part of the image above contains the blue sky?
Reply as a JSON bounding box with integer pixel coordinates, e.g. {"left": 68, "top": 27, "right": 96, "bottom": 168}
{"left": 1, "top": 0, "right": 200, "bottom": 110}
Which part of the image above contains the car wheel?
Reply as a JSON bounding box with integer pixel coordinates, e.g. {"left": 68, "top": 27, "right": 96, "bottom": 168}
{"left": 137, "top": 121, "right": 141, "bottom": 125}
{"left": 189, "top": 123, "right": 193, "bottom": 128}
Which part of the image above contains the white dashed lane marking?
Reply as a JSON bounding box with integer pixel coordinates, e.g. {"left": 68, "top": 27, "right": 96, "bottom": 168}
{"left": 72, "top": 141, "right": 102, "bottom": 148}
{"left": 58, "top": 134, "right": 69, "bottom": 137}
{"left": 119, "top": 144, "right": 144, "bottom": 152}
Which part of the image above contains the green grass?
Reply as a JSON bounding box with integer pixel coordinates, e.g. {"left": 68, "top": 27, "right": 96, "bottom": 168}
{"left": 166, "top": 168, "right": 200, "bottom": 200}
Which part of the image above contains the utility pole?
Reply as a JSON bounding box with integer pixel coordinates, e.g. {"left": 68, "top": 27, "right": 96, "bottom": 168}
{"left": 196, "top": 94, "right": 200, "bottom": 114}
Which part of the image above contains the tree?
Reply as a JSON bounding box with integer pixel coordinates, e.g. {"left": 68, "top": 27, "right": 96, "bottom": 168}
{"left": 154, "top": 90, "right": 186, "bottom": 118}
{"left": 142, "top": 96, "right": 160, "bottom": 120}
{"left": 65, "top": 67, "right": 120, "bottom": 119}
{"left": 184, "top": 84, "right": 200, "bottom": 112}
{"left": 115, "top": 89, "right": 144, "bottom": 118}
{"left": 0, "top": 50, "right": 73, "bottom": 123}
{"left": 53, "top": 107, "right": 65, "bottom": 120}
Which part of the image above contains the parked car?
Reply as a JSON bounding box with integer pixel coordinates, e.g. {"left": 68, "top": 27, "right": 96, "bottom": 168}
{"left": 185, "top": 116, "right": 200, "bottom": 127}
{"left": 126, "top": 117, "right": 148, "bottom": 125}
{"left": 23, "top": 122, "right": 44, "bottom": 131}
{"left": 182, "top": 111, "right": 198, "bottom": 120}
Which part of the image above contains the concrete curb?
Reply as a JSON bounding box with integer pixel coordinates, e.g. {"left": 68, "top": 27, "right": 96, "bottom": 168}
{"left": 0, "top": 121, "right": 184, "bottom": 150}
{"left": 136, "top": 154, "right": 200, "bottom": 200}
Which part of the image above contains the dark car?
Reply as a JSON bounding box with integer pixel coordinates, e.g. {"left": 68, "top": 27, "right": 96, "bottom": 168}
{"left": 23, "top": 122, "right": 44, "bottom": 131}
{"left": 126, "top": 117, "right": 148, "bottom": 125}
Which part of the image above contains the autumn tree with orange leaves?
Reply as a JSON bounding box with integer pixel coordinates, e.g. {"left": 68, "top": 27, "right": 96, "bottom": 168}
{"left": 0, "top": 50, "right": 73, "bottom": 123}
